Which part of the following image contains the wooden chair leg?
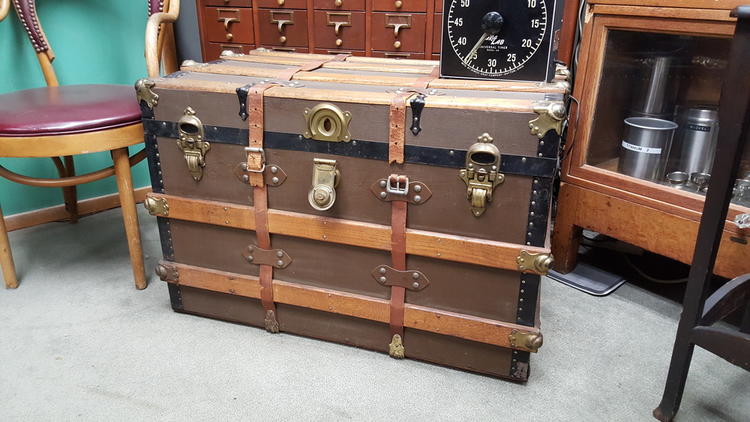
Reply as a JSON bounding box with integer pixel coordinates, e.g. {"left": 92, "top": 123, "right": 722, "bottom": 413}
{"left": 63, "top": 156, "right": 78, "bottom": 223}
{"left": 0, "top": 205, "right": 19, "bottom": 289}
{"left": 112, "top": 147, "right": 147, "bottom": 290}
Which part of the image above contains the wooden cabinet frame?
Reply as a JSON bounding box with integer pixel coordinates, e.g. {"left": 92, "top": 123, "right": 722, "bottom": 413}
{"left": 553, "top": 4, "right": 750, "bottom": 278}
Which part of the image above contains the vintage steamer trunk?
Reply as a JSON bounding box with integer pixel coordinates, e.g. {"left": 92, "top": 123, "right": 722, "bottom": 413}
{"left": 136, "top": 50, "right": 569, "bottom": 381}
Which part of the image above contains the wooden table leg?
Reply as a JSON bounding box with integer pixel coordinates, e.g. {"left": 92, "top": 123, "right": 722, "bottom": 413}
{"left": 551, "top": 182, "right": 582, "bottom": 274}
{"left": 0, "top": 204, "right": 19, "bottom": 289}
{"left": 112, "top": 147, "right": 147, "bottom": 290}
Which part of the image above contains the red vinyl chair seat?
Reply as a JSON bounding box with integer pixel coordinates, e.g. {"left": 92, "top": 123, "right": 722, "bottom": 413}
{"left": 0, "top": 84, "right": 141, "bottom": 137}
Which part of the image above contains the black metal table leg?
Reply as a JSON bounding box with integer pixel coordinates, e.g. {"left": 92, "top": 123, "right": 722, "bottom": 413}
{"left": 653, "top": 6, "right": 750, "bottom": 422}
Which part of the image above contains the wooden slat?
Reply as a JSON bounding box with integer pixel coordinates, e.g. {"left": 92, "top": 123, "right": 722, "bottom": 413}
{"left": 591, "top": 4, "right": 735, "bottom": 21}
{"left": 589, "top": 0, "right": 743, "bottom": 11}
{"left": 224, "top": 53, "right": 436, "bottom": 74}
{"left": 146, "top": 193, "right": 550, "bottom": 274}
{"left": 166, "top": 261, "right": 541, "bottom": 351}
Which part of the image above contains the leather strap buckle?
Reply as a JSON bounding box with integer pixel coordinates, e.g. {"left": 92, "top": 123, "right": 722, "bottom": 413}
{"left": 245, "top": 146, "right": 266, "bottom": 173}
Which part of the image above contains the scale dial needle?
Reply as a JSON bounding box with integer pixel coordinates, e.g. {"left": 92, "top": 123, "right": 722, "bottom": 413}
{"left": 464, "top": 32, "right": 488, "bottom": 64}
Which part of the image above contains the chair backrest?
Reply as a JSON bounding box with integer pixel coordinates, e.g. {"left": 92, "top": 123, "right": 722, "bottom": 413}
{"left": 0, "top": 0, "right": 176, "bottom": 86}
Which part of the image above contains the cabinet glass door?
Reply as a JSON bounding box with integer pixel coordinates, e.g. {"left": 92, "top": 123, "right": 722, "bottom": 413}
{"left": 585, "top": 29, "right": 749, "bottom": 206}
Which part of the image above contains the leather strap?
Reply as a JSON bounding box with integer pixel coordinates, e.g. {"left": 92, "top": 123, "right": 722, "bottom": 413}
{"left": 275, "top": 54, "right": 350, "bottom": 81}
{"left": 388, "top": 92, "right": 413, "bottom": 164}
{"left": 246, "top": 83, "right": 277, "bottom": 187}
{"left": 389, "top": 196, "right": 408, "bottom": 339}
{"left": 413, "top": 66, "right": 439, "bottom": 89}
{"left": 246, "top": 82, "right": 280, "bottom": 332}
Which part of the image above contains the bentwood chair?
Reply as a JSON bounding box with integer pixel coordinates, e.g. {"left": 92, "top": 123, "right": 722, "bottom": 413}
{"left": 0, "top": 0, "right": 180, "bottom": 289}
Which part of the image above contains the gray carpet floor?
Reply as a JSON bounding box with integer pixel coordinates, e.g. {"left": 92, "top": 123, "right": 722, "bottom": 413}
{"left": 0, "top": 207, "right": 747, "bottom": 421}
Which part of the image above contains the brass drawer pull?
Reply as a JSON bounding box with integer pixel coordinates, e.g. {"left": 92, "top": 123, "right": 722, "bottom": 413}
{"left": 216, "top": 8, "right": 241, "bottom": 31}
{"left": 385, "top": 14, "right": 411, "bottom": 38}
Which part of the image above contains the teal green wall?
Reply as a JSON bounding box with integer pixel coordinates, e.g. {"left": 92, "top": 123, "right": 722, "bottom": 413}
{"left": 0, "top": 1, "right": 151, "bottom": 216}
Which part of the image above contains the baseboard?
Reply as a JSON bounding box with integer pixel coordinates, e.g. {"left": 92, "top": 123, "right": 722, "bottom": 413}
{"left": 5, "top": 186, "right": 152, "bottom": 232}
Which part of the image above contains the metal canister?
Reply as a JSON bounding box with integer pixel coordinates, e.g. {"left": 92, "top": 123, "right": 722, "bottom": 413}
{"left": 618, "top": 117, "right": 678, "bottom": 181}
{"left": 632, "top": 56, "right": 680, "bottom": 118}
{"left": 672, "top": 107, "right": 720, "bottom": 175}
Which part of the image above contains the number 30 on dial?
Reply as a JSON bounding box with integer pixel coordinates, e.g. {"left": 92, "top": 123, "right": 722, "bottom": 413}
{"left": 440, "top": 0, "right": 561, "bottom": 82}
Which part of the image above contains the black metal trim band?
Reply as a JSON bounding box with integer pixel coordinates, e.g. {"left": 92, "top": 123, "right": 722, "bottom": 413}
{"left": 167, "top": 283, "right": 184, "bottom": 311}
{"left": 157, "top": 217, "right": 175, "bottom": 261}
{"left": 510, "top": 350, "right": 531, "bottom": 381}
{"left": 516, "top": 273, "right": 541, "bottom": 327}
{"left": 143, "top": 120, "right": 557, "bottom": 178}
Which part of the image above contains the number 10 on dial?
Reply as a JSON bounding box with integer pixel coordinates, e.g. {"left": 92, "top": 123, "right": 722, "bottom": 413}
{"left": 439, "top": 0, "right": 563, "bottom": 82}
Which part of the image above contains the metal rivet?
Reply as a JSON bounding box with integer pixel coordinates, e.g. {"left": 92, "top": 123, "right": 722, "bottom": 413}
{"left": 412, "top": 282, "right": 419, "bottom": 289}
{"left": 449, "top": 150, "right": 455, "bottom": 155}
{"left": 414, "top": 195, "right": 421, "bottom": 202}
{"left": 241, "top": 163, "right": 248, "bottom": 170}
{"left": 379, "top": 267, "right": 387, "bottom": 274}
{"left": 272, "top": 176, "right": 279, "bottom": 184}
{"left": 534, "top": 179, "right": 538, "bottom": 184}
{"left": 380, "top": 180, "right": 387, "bottom": 188}
{"left": 521, "top": 157, "right": 527, "bottom": 163}
{"left": 538, "top": 153, "right": 543, "bottom": 157}
{"left": 530, "top": 211, "right": 535, "bottom": 216}
{"left": 540, "top": 141, "right": 545, "bottom": 146}
{"left": 412, "top": 272, "right": 420, "bottom": 279}
{"left": 527, "top": 232, "right": 532, "bottom": 236}
{"left": 519, "top": 307, "right": 523, "bottom": 311}
{"left": 276, "top": 251, "right": 284, "bottom": 258}
{"left": 533, "top": 190, "right": 538, "bottom": 195}
{"left": 242, "top": 175, "right": 249, "bottom": 182}
{"left": 492, "top": 165, "right": 497, "bottom": 170}
{"left": 247, "top": 255, "right": 254, "bottom": 261}
{"left": 380, "top": 192, "right": 387, "bottom": 198}
{"left": 521, "top": 280, "right": 526, "bottom": 284}
{"left": 521, "top": 289, "right": 525, "bottom": 293}
{"left": 379, "top": 276, "right": 387, "bottom": 283}
{"left": 276, "top": 260, "right": 284, "bottom": 267}
{"left": 413, "top": 185, "right": 421, "bottom": 192}
{"left": 519, "top": 298, "right": 524, "bottom": 302}
{"left": 531, "top": 201, "right": 536, "bottom": 206}
{"left": 526, "top": 242, "right": 531, "bottom": 245}
{"left": 271, "top": 166, "right": 278, "bottom": 174}
{"left": 529, "top": 222, "right": 534, "bottom": 227}
{"left": 352, "top": 141, "right": 357, "bottom": 146}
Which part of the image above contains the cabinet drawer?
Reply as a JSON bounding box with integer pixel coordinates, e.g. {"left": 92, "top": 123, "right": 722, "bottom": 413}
{"left": 313, "top": 48, "right": 366, "bottom": 56}
{"left": 203, "top": 42, "right": 255, "bottom": 61}
{"left": 200, "top": 0, "right": 252, "bottom": 7}
{"left": 371, "top": 51, "right": 426, "bottom": 59}
{"left": 371, "top": 13, "right": 425, "bottom": 52}
{"left": 313, "top": 0, "right": 365, "bottom": 11}
{"left": 255, "top": 0, "right": 307, "bottom": 8}
{"left": 373, "top": 0, "right": 426, "bottom": 12}
{"left": 259, "top": 45, "right": 310, "bottom": 53}
{"left": 433, "top": 13, "right": 441, "bottom": 53}
{"left": 202, "top": 7, "right": 254, "bottom": 44}
{"left": 313, "top": 11, "right": 365, "bottom": 50}
{"left": 257, "top": 9, "right": 309, "bottom": 47}
{"left": 435, "top": 0, "right": 442, "bottom": 13}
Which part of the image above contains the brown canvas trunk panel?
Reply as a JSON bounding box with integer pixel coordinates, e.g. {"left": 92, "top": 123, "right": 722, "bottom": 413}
{"left": 177, "top": 285, "right": 515, "bottom": 378}
{"left": 170, "top": 219, "right": 521, "bottom": 322}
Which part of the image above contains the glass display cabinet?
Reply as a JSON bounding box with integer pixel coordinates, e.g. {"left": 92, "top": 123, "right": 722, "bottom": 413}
{"left": 553, "top": 0, "right": 750, "bottom": 278}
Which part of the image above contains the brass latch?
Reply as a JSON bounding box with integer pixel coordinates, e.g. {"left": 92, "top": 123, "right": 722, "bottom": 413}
{"left": 509, "top": 329, "right": 543, "bottom": 353}
{"left": 459, "top": 133, "right": 504, "bottom": 217}
{"left": 308, "top": 158, "right": 340, "bottom": 211}
{"left": 143, "top": 196, "right": 169, "bottom": 216}
{"left": 303, "top": 103, "right": 352, "bottom": 142}
{"left": 177, "top": 107, "right": 211, "bottom": 182}
{"left": 517, "top": 250, "right": 554, "bottom": 275}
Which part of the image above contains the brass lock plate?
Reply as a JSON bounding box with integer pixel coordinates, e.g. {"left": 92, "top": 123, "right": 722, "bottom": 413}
{"left": 309, "top": 158, "right": 340, "bottom": 211}
{"left": 177, "top": 107, "right": 211, "bottom": 182}
{"left": 303, "top": 103, "right": 352, "bottom": 142}
{"left": 459, "top": 133, "right": 504, "bottom": 217}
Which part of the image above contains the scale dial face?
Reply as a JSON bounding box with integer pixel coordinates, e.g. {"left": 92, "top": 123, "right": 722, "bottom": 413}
{"left": 440, "top": 0, "right": 557, "bottom": 81}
